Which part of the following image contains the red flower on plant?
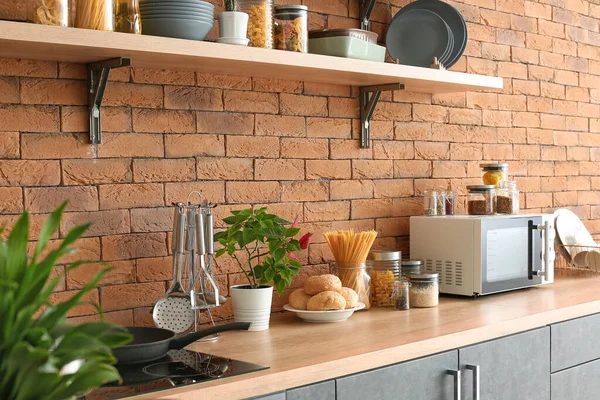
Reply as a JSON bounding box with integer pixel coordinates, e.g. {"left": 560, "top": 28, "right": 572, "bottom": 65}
{"left": 288, "top": 252, "right": 298, "bottom": 260}
{"left": 292, "top": 214, "right": 300, "bottom": 229}
{"left": 299, "top": 233, "right": 312, "bottom": 250}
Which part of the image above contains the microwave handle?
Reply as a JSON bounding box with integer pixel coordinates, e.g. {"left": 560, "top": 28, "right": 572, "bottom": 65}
{"left": 528, "top": 220, "right": 535, "bottom": 280}
{"left": 528, "top": 220, "right": 552, "bottom": 280}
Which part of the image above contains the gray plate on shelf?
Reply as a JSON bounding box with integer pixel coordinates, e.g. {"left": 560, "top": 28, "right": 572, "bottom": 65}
{"left": 386, "top": 8, "right": 451, "bottom": 68}
{"left": 389, "top": 0, "right": 467, "bottom": 68}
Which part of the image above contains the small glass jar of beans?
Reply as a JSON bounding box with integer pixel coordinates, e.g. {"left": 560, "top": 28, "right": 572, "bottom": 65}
{"left": 467, "top": 185, "right": 496, "bottom": 216}
{"left": 423, "top": 190, "right": 439, "bottom": 216}
{"left": 497, "top": 181, "right": 519, "bottom": 214}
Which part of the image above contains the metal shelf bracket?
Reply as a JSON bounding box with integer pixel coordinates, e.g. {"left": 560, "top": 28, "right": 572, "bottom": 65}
{"left": 360, "top": 83, "right": 405, "bottom": 148}
{"left": 360, "top": 0, "right": 377, "bottom": 30}
{"left": 88, "top": 57, "right": 131, "bottom": 144}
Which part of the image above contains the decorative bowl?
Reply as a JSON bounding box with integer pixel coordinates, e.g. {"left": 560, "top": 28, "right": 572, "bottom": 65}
{"left": 283, "top": 303, "right": 365, "bottom": 323}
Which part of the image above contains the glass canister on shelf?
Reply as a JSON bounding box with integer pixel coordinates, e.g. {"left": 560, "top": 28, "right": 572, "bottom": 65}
{"left": 401, "top": 259, "right": 423, "bottom": 278}
{"left": 423, "top": 190, "right": 438, "bottom": 216}
{"left": 497, "top": 180, "right": 520, "bottom": 214}
{"left": 408, "top": 273, "right": 439, "bottom": 308}
{"left": 367, "top": 250, "right": 401, "bottom": 307}
{"left": 114, "top": 0, "right": 141, "bottom": 34}
{"left": 236, "top": 0, "right": 274, "bottom": 48}
{"left": 392, "top": 280, "right": 411, "bottom": 310}
{"left": 445, "top": 190, "right": 457, "bottom": 215}
{"left": 75, "top": 0, "right": 115, "bottom": 31}
{"left": 273, "top": 5, "right": 308, "bottom": 52}
{"left": 437, "top": 191, "right": 447, "bottom": 216}
{"left": 331, "top": 262, "right": 371, "bottom": 310}
{"left": 467, "top": 185, "right": 496, "bottom": 215}
{"left": 481, "top": 163, "right": 508, "bottom": 187}
{"left": 33, "top": 0, "right": 72, "bottom": 26}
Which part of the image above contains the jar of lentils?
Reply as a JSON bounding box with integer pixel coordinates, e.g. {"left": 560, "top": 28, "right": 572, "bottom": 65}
{"left": 367, "top": 250, "right": 401, "bottom": 307}
{"left": 408, "top": 273, "right": 439, "bottom": 308}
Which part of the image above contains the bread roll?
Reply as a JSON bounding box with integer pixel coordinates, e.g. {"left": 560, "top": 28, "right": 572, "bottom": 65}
{"left": 306, "top": 291, "right": 346, "bottom": 311}
{"left": 338, "top": 287, "right": 359, "bottom": 309}
{"left": 304, "top": 274, "right": 342, "bottom": 295}
{"left": 289, "top": 289, "right": 312, "bottom": 310}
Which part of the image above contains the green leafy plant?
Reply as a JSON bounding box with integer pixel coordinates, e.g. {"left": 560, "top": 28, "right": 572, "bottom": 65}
{"left": 0, "top": 203, "right": 132, "bottom": 400}
{"left": 214, "top": 208, "right": 312, "bottom": 295}
{"left": 225, "top": 0, "right": 236, "bottom": 11}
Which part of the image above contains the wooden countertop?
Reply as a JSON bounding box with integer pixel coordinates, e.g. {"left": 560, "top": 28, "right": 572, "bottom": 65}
{"left": 133, "top": 272, "right": 600, "bottom": 399}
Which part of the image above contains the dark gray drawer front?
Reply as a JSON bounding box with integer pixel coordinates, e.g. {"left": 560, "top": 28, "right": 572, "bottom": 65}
{"left": 552, "top": 359, "right": 600, "bottom": 400}
{"left": 335, "top": 351, "right": 458, "bottom": 400}
{"left": 551, "top": 313, "right": 600, "bottom": 372}
{"left": 249, "top": 392, "right": 285, "bottom": 400}
{"left": 287, "top": 380, "right": 335, "bottom": 400}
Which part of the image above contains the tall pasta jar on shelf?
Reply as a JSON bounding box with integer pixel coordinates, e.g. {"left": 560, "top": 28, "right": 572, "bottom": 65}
{"left": 33, "top": 0, "right": 74, "bottom": 26}
{"left": 236, "top": 0, "right": 274, "bottom": 48}
{"left": 75, "top": 0, "right": 115, "bottom": 30}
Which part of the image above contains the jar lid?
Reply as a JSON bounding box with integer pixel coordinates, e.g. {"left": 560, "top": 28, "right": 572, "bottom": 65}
{"left": 402, "top": 259, "right": 424, "bottom": 266}
{"left": 275, "top": 5, "right": 308, "bottom": 11}
{"left": 408, "top": 273, "right": 439, "bottom": 282}
{"left": 467, "top": 185, "right": 496, "bottom": 193}
{"left": 480, "top": 163, "right": 508, "bottom": 171}
{"left": 368, "top": 250, "right": 402, "bottom": 261}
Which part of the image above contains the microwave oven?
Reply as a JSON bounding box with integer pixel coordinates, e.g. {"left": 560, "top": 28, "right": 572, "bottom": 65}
{"left": 410, "top": 214, "right": 555, "bottom": 297}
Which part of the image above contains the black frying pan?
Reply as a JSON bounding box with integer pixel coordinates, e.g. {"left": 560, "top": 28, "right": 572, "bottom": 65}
{"left": 113, "top": 322, "right": 251, "bottom": 364}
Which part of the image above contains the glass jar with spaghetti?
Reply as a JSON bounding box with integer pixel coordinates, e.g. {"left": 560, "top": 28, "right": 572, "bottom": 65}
{"left": 236, "top": 0, "right": 273, "bottom": 48}
{"left": 75, "top": 0, "right": 114, "bottom": 30}
{"left": 330, "top": 263, "right": 371, "bottom": 310}
{"left": 367, "top": 250, "right": 401, "bottom": 307}
{"left": 274, "top": 5, "right": 308, "bottom": 52}
{"left": 33, "top": 0, "right": 73, "bottom": 27}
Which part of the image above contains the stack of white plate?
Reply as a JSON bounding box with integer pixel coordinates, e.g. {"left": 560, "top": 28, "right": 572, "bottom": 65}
{"left": 140, "top": 0, "right": 214, "bottom": 41}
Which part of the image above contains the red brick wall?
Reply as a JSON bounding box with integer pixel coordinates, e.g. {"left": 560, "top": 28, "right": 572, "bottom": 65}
{"left": 2, "top": 0, "right": 600, "bottom": 326}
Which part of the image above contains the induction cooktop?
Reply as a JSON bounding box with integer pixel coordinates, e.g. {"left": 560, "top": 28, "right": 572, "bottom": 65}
{"left": 83, "top": 349, "right": 268, "bottom": 399}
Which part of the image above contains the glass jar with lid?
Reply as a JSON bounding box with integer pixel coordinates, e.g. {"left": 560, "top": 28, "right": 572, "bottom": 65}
{"left": 445, "top": 190, "right": 457, "bottom": 215}
{"left": 367, "top": 250, "right": 401, "bottom": 307}
{"left": 408, "top": 273, "right": 439, "bottom": 308}
{"left": 467, "top": 185, "right": 496, "bottom": 215}
{"left": 437, "top": 191, "right": 447, "bottom": 216}
{"left": 236, "top": 0, "right": 274, "bottom": 48}
{"left": 401, "top": 259, "right": 423, "bottom": 278}
{"left": 33, "top": 0, "right": 73, "bottom": 26}
{"left": 392, "top": 280, "right": 411, "bottom": 310}
{"left": 274, "top": 5, "right": 308, "bottom": 52}
{"left": 497, "top": 180, "right": 519, "bottom": 214}
{"left": 75, "top": 0, "right": 114, "bottom": 30}
{"left": 481, "top": 163, "right": 508, "bottom": 187}
{"left": 331, "top": 262, "right": 371, "bottom": 310}
{"left": 423, "top": 190, "right": 438, "bottom": 216}
{"left": 114, "top": 0, "right": 141, "bottom": 34}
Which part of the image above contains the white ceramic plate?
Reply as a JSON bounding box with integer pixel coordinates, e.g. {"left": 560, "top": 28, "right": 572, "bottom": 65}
{"left": 283, "top": 303, "right": 365, "bottom": 323}
{"left": 556, "top": 209, "right": 595, "bottom": 255}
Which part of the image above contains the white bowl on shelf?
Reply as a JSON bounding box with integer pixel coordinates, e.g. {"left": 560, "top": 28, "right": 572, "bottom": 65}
{"left": 216, "top": 37, "right": 249, "bottom": 46}
{"left": 283, "top": 303, "right": 365, "bottom": 323}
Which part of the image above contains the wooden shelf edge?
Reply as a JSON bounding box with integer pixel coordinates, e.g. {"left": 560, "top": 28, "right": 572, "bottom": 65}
{"left": 0, "top": 21, "right": 503, "bottom": 93}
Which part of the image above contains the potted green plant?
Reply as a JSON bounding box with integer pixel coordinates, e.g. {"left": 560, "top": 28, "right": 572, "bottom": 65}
{"left": 0, "top": 203, "right": 131, "bottom": 400}
{"left": 217, "top": 0, "right": 249, "bottom": 45}
{"left": 215, "top": 208, "right": 311, "bottom": 331}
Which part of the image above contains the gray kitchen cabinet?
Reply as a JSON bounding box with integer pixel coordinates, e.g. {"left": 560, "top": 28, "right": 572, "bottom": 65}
{"left": 286, "top": 380, "right": 335, "bottom": 400}
{"left": 551, "top": 358, "right": 600, "bottom": 400}
{"left": 249, "top": 392, "right": 285, "bottom": 400}
{"left": 459, "top": 327, "right": 550, "bottom": 400}
{"left": 551, "top": 312, "right": 600, "bottom": 372}
{"left": 335, "top": 350, "right": 458, "bottom": 400}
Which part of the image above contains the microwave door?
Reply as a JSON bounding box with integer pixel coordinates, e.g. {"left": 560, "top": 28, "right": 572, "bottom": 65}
{"left": 480, "top": 217, "right": 543, "bottom": 295}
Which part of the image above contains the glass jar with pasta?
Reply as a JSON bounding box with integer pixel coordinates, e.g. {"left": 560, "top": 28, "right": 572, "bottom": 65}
{"left": 33, "top": 0, "right": 73, "bottom": 27}
{"left": 236, "top": 0, "right": 273, "bottom": 48}
{"left": 273, "top": 5, "right": 308, "bottom": 52}
{"left": 75, "top": 0, "right": 115, "bottom": 31}
{"left": 367, "top": 250, "right": 401, "bottom": 307}
{"left": 330, "top": 262, "right": 371, "bottom": 310}
{"left": 114, "top": 0, "right": 141, "bottom": 34}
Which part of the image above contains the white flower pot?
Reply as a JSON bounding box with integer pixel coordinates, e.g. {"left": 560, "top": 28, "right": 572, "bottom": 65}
{"left": 218, "top": 11, "right": 249, "bottom": 40}
{"left": 230, "top": 284, "right": 273, "bottom": 331}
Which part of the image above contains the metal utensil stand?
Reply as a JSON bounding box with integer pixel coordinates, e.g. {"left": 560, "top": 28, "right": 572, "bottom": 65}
{"left": 182, "top": 191, "right": 225, "bottom": 342}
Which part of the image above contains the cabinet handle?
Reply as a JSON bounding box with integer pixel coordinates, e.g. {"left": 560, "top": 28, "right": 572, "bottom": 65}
{"left": 447, "top": 369, "right": 462, "bottom": 400}
{"left": 465, "top": 364, "right": 480, "bottom": 400}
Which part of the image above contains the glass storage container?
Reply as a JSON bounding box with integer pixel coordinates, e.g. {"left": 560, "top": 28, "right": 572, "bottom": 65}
{"left": 33, "top": 0, "right": 72, "bottom": 26}
{"left": 467, "top": 185, "right": 496, "bottom": 215}
{"left": 114, "top": 0, "right": 141, "bottom": 34}
{"left": 401, "top": 259, "right": 423, "bottom": 278}
{"left": 236, "top": 0, "right": 273, "bottom": 48}
{"left": 481, "top": 163, "right": 508, "bottom": 187}
{"left": 392, "top": 280, "right": 411, "bottom": 310}
{"left": 75, "top": 0, "right": 114, "bottom": 30}
{"left": 367, "top": 250, "right": 401, "bottom": 307}
{"left": 423, "top": 190, "right": 438, "bottom": 216}
{"left": 273, "top": 5, "right": 308, "bottom": 52}
{"left": 437, "top": 191, "right": 447, "bottom": 216}
{"left": 331, "top": 262, "right": 371, "bottom": 310}
{"left": 445, "top": 190, "right": 457, "bottom": 215}
{"left": 408, "top": 273, "right": 439, "bottom": 308}
{"left": 497, "top": 180, "right": 520, "bottom": 214}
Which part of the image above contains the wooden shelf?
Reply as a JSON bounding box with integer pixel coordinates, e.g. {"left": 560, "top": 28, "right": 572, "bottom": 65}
{"left": 0, "top": 21, "right": 503, "bottom": 93}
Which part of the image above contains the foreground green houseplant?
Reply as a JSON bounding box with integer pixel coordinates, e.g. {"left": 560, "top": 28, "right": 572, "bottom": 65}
{"left": 0, "top": 203, "right": 131, "bottom": 400}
